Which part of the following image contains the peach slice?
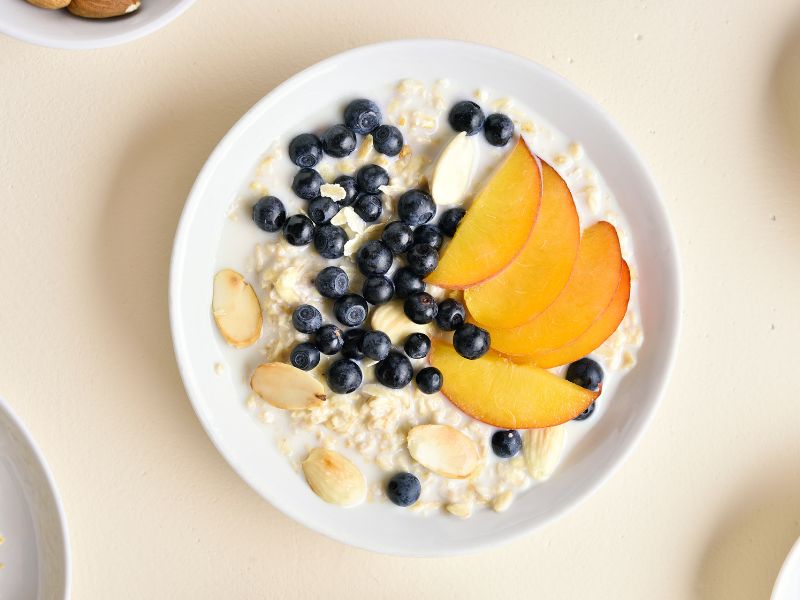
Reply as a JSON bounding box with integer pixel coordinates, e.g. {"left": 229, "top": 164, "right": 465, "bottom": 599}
{"left": 486, "top": 222, "right": 623, "bottom": 357}
{"left": 425, "top": 138, "right": 542, "bottom": 289}
{"left": 531, "top": 261, "right": 631, "bottom": 368}
{"left": 429, "top": 342, "right": 598, "bottom": 428}
{"left": 464, "top": 159, "right": 580, "bottom": 328}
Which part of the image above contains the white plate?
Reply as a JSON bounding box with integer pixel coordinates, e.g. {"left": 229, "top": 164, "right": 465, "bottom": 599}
{"left": 170, "top": 39, "right": 682, "bottom": 556}
{"left": 0, "top": 396, "right": 70, "bottom": 599}
{"left": 0, "top": 0, "right": 195, "bottom": 50}
{"left": 772, "top": 536, "right": 800, "bottom": 600}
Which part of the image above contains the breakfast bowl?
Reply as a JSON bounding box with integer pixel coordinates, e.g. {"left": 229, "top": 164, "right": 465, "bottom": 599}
{"left": 169, "top": 39, "right": 681, "bottom": 556}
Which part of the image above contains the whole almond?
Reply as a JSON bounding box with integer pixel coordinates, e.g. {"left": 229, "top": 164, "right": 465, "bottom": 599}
{"left": 250, "top": 363, "right": 326, "bottom": 410}
{"left": 524, "top": 425, "right": 566, "bottom": 481}
{"left": 25, "top": 0, "right": 71, "bottom": 9}
{"left": 302, "top": 448, "right": 366, "bottom": 507}
{"left": 67, "top": 0, "right": 140, "bottom": 18}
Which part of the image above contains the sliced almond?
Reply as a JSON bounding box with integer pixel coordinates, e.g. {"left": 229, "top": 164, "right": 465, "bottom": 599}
{"left": 320, "top": 183, "right": 346, "bottom": 201}
{"left": 250, "top": 363, "right": 325, "bottom": 410}
{"left": 25, "top": 0, "right": 71, "bottom": 8}
{"left": 67, "top": 0, "right": 140, "bottom": 18}
{"left": 524, "top": 425, "right": 566, "bottom": 481}
{"left": 212, "top": 269, "right": 262, "bottom": 348}
{"left": 430, "top": 132, "right": 476, "bottom": 206}
{"left": 370, "top": 301, "right": 432, "bottom": 345}
{"left": 302, "top": 448, "right": 366, "bottom": 507}
{"left": 407, "top": 424, "right": 480, "bottom": 479}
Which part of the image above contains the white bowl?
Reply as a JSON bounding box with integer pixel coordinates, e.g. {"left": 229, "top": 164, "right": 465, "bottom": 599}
{"left": 772, "top": 536, "right": 800, "bottom": 600}
{"left": 0, "top": 396, "right": 70, "bottom": 598}
{"left": 0, "top": 0, "right": 194, "bottom": 49}
{"left": 170, "top": 39, "right": 682, "bottom": 556}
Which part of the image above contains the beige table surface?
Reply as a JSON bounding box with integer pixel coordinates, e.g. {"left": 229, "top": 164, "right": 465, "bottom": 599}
{"left": 2, "top": 0, "right": 800, "bottom": 598}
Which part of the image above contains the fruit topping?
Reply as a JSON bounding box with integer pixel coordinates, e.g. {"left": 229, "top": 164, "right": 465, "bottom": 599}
{"left": 448, "top": 100, "right": 485, "bottom": 136}
{"left": 403, "top": 332, "right": 431, "bottom": 359}
{"left": 372, "top": 124, "right": 404, "bottom": 156}
{"left": 381, "top": 221, "right": 414, "bottom": 255}
{"left": 333, "top": 294, "right": 369, "bottom": 327}
{"left": 288, "top": 133, "right": 322, "bottom": 168}
{"left": 397, "top": 189, "right": 436, "bottom": 226}
{"left": 356, "top": 240, "right": 393, "bottom": 275}
{"left": 452, "top": 323, "right": 490, "bottom": 359}
{"left": 291, "top": 304, "right": 322, "bottom": 333}
{"left": 290, "top": 343, "right": 321, "bottom": 371}
{"left": 362, "top": 275, "right": 394, "bottom": 305}
{"left": 360, "top": 330, "right": 391, "bottom": 361}
{"left": 404, "top": 292, "right": 438, "bottom": 324}
{"left": 483, "top": 113, "right": 514, "bottom": 147}
{"left": 327, "top": 358, "right": 363, "bottom": 393}
{"left": 314, "top": 266, "right": 349, "bottom": 299}
{"left": 344, "top": 99, "right": 381, "bottom": 135}
{"left": 386, "top": 472, "right": 421, "bottom": 507}
{"left": 491, "top": 430, "right": 522, "bottom": 458}
{"left": 415, "top": 366, "right": 443, "bottom": 394}
{"left": 283, "top": 214, "right": 314, "bottom": 246}
{"left": 438, "top": 207, "right": 465, "bottom": 237}
{"left": 251, "top": 196, "right": 286, "bottom": 232}
{"left": 375, "top": 351, "right": 413, "bottom": 389}
{"left": 313, "top": 224, "right": 348, "bottom": 259}
{"left": 314, "top": 324, "right": 344, "bottom": 355}
{"left": 321, "top": 124, "right": 357, "bottom": 158}
{"left": 435, "top": 298, "right": 465, "bottom": 331}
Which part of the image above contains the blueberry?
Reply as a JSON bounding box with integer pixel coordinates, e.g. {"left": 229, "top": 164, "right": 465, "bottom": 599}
{"left": 397, "top": 189, "right": 436, "bottom": 226}
{"left": 313, "top": 224, "right": 347, "bottom": 259}
{"left": 362, "top": 275, "right": 394, "bottom": 305}
{"left": 333, "top": 294, "right": 368, "bottom": 327}
{"left": 392, "top": 267, "right": 425, "bottom": 299}
{"left": 315, "top": 266, "right": 349, "bottom": 299}
{"left": 344, "top": 98, "right": 381, "bottom": 135}
{"left": 413, "top": 224, "right": 443, "bottom": 250}
{"left": 283, "top": 214, "right": 315, "bottom": 246}
{"left": 403, "top": 332, "right": 431, "bottom": 359}
{"left": 406, "top": 243, "right": 438, "bottom": 276}
{"left": 382, "top": 221, "right": 414, "bottom": 255}
{"left": 327, "top": 358, "right": 362, "bottom": 393}
{"left": 453, "top": 323, "right": 490, "bottom": 359}
{"left": 352, "top": 193, "right": 383, "bottom": 222}
{"left": 415, "top": 367, "right": 443, "bottom": 394}
{"left": 356, "top": 164, "right": 390, "bottom": 193}
{"left": 448, "top": 100, "right": 485, "bottom": 135}
{"left": 484, "top": 113, "right": 514, "bottom": 147}
{"left": 360, "top": 330, "right": 391, "bottom": 361}
{"left": 252, "top": 196, "right": 286, "bottom": 232}
{"left": 334, "top": 175, "right": 358, "bottom": 206}
{"left": 404, "top": 292, "right": 438, "bottom": 324}
{"left": 435, "top": 298, "right": 465, "bottom": 331}
{"left": 321, "top": 124, "right": 357, "bottom": 158}
{"left": 573, "top": 401, "right": 597, "bottom": 422}
{"left": 438, "top": 207, "right": 466, "bottom": 237}
{"left": 292, "top": 167, "right": 324, "bottom": 200}
{"left": 372, "top": 124, "right": 404, "bottom": 156}
{"left": 291, "top": 304, "right": 322, "bottom": 333}
{"left": 341, "top": 328, "right": 366, "bottom": 360}
{"left": 314, "top": 324, "right": 344, "bottom": 355}
{"left": 290, "top": 343, "right": 321, "bottom": 371}
{"left": 386, "top": 472, "right": 421, "bottom": 507}
{"left": 356, "top": 240, "right": 393, "bottom": 276}
{"left": 375, "top": 351, "right": 413, "bottom": 389}
{"left": 288, "top": 133, "right": 322, "bottom": 168}
{"left": 307, "top": 197, "right": 339, "bottom": 225}
{"left": 491, "top": 430, "right": 522, "bottom": 458}
{"left": 565, "top": 358, "right": 604, "bottom": 392}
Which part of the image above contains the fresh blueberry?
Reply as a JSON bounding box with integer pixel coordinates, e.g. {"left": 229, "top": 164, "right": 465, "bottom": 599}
{"left": 321, "top": 124, "right": 357, "bottom": 158}
{"left": 356, "top": 240, "right": 393, "bottom": 276}
{"left": 362, "top": 275, "right": 394, "bottom": 305}
{"left": 453, "top": 323, "right": 490, "bottom": 359}
{"left": 334, "top": 175, "right": 358, "bottom": 206}
{"left": 360, "top": 330, "right": 391, "bottom": 361}
{"left": 438, "top": 207, "right": 466, "bottom": 237}
{"left": 308, "top": 197, "right": 340, "bottom": 225}
{"left": 406, "top": 243, "right": 438, "bottom": 277}
{"left": 292, "top": 167, "right": 324, "bottom": 200}
{"left": 341, "top": 328, "right": 366, "bottom": 360}
{"left": 382, "top": 221, "right": 414, "bottom": 255}
{"left": 404, "top": 292, "right": 438, "bottom": 324}
{"left": 283, "top": 214, "right": 315, "bottom": 246}
{"left": 484, "top": 113, "right": 514, "bottom": 147}
{"left": 333, "top": 294, "right": 369, "bottom": 327}
{"left": 252, "top": 196, "right": 286, "bottom": 232}
{"left": 352, "top": 193, "right": 383, "bottom": 222}
{"left": 372, "top": 124, "right": 404, "bottom": 156}
{"left": 435, "top": 298, "right": 466, "bottom": 331}
{"left": 565, "top": 358, "right": 604, "bottom": 392}
{"left": 386, "top": 472, "right": 421, "bottom": 507}
{"left": 375, "top": 350, "right": 413, "bottom": 388}
{"left": 315, "top": 266, "right": 349, "bottom": 299}
{"left": 288, "top": 133, "right": 322, "bottom": 168}
{"left": 448, "top": 100, "right": 485, "bottom": 135}
{"left": 573, "top": 401, "right": 597, "bottom": 422}
{"left": 491, "top": 430, "right": 522, "bottom": 458}
{"left": 327, "top": 358, "right": 362, "bottom": 393}
{"left": 344, "top": 98, "right": 381, "bottom": 135}
{"left": 392, "top": 267, "right": 425, "bottom": 299}
{"left": 415, "top": 367, "right": 443, "bottom": 394}
{"left": 291, "top": 304, "right": 322, "bottom": 333}
{"left": 403, "top": 332, "right": 431, "bottom": 359}
{"left": 356, "top": 164, "right": 389, "bottom": 193}
{"left": 314, "top": 324, "right": 344, "bottom": 355}
{"left": 313, "top": 224, "right": 347, "bottom": 259}
{"left": 290, "top": 343, "right": 321, "bottom": 371}
{"left": 413, "top": 224, "right": 443, "bottom": 250}
{"left": 397, "top": 189, "right": 436, "bottom": 226}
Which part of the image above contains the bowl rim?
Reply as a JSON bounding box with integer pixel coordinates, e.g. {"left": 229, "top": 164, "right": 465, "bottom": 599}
{"left": 772, "top": 535, "right": 800, "bottom": 599}
{"left": 169, "top": 38, "right": 683, "bottom": 556}
{"left": 0, "top": 0, "right": 196, "bottom": 50}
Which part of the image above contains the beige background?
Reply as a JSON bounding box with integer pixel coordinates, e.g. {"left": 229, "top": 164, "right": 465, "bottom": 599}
{"left": 1, "top": 0, "right": 800, "bottom": 598}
